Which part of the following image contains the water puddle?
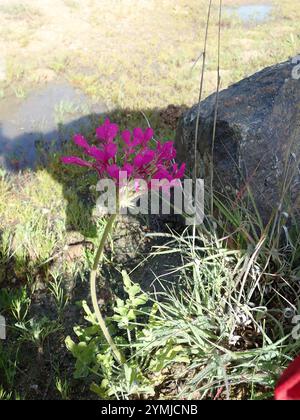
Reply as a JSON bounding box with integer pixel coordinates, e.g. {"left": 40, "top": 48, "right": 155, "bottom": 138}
{"left": 0, "top": 82, "right": 106, "bottom": 170}
{"left": 224, "top": 4, "right": 273, "bottom": 24}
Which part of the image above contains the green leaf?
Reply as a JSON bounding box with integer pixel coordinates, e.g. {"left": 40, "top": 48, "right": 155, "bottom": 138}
{"left": 124, "top": 364, "right": 134, "bottom": 387}
{"left": 149, "top": 341, "right": 190, "bottom": 372}
{"left": 90, "top": 380, "right": 111, "bottom": 399}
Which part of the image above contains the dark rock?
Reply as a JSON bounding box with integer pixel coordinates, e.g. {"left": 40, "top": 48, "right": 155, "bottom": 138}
{"left": 176, "top": 59, "right": 300, "bottom": 223}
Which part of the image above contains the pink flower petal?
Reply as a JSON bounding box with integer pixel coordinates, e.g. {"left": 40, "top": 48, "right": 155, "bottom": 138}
{"left": 107, "top": 163, "right": 120, "bottom": 180}
{"left": 73, "top": 134, "right": 89, "bottom": 150}
{"left": 153, "top": 166, "right": 171, "bottom": 181}
{"left": 173, "top": 163, "right": 186, "bottom": 179}
{"left": 123, "top": 163, "right": 134, "bottom": 177}
{"left": 96, "top": 118, "right": 119, "bottom": 142}
{"left": 61, "top": 156, "right": 91, "bottom": 167}
{"left": 144, "top": 127, "right": 154, "bottom": 142}
{"left": 105, "top": 143, "right": 117, "bottom": 160}
{"left": 142, "top": 149, "right": 155, "bottom": 165}
{"left": 133, "top": 127, "right": 144, "bottom": 141}
{"left": 88, "top": 146, "right": 105, "bottom": 161}
{"left": 133, "top": 154, "right": 144, "bottom": 168}
{"left": 159, "top": 141, "right": 176, "bottom": 160}
{"left": 121, "top": 130, "right": 131, "bottom": 145}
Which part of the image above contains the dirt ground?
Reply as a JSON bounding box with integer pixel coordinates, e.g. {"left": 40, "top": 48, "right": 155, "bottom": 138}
{"left": 1, "top": 0, "right": 299, "bottom": 111}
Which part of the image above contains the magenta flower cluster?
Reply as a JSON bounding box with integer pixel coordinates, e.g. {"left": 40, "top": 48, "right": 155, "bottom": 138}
{"left": 61, "top": 118, "right": 185, "bottom": 186}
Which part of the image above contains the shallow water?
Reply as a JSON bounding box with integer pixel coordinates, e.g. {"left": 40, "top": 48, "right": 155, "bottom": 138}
{"left": 0, "top": 83, "right": 106, "bottom": 170}
{"left": 225, "top": 4, "right": 273, "bottom": 23}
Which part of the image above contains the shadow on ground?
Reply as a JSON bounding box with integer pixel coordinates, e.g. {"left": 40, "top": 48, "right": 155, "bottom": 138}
{"left": 0, "top": 88, "right": 187, "bottom": 291}
{"left": 0, "top": 96, "right": 188, "bottom": 399}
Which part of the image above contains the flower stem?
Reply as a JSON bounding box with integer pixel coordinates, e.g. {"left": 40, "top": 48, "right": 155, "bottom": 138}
{"left": 90, "top": 214, "right": 125, "bottom": 364}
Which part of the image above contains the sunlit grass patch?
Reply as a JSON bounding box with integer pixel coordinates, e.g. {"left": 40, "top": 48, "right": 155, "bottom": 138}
{"left": 5, "top": 59, "right": 25, "bottom": 84}
{"left": 0, "top": 3, "right": 41, "bottom": 19}
{"left": 0, "top": 171, "right": 66, "bottom": 272}
{"left": 1, "top": 0, "right": 300, "bottom": 111}
{"left": 63, "top": 0, "right": 80, "bottom": 10}
{"left": 49, "top": 55, "right": 70, "bottom": 75}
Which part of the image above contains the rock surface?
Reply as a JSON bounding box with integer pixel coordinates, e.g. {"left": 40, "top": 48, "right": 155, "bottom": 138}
{"left": 176, "top": 59, "right": 300, "bottom": 223}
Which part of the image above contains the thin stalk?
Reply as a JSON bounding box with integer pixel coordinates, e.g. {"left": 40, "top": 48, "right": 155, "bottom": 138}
{"left": 192, "top": 0, "right": 213, "bottom": 254}
{"left": 193, "top": 0, "right": 213, "bottom": 176}
{"left": 210, "top": 0, "right": 222, "bottom": 216}
{"left": 90, "top": 214, "right": 125, "bottom": 364}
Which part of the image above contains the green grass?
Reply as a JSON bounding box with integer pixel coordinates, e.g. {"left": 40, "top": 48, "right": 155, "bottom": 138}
{"left": 2, "top": 142, "right": 300, "bottom": 399}
{"left": 0, "top": 3, "right": 41, "bottom": 19}
{"left": 53, "top": 185, "right": 300, "bottom": 400}
{"left": 134, "top": 207, "right": 300, "bottom": 399}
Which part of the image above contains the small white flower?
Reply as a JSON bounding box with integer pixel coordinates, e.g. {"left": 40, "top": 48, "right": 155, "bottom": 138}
{"left": 283, "top": 308, "right": 295, "bottom": 319}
